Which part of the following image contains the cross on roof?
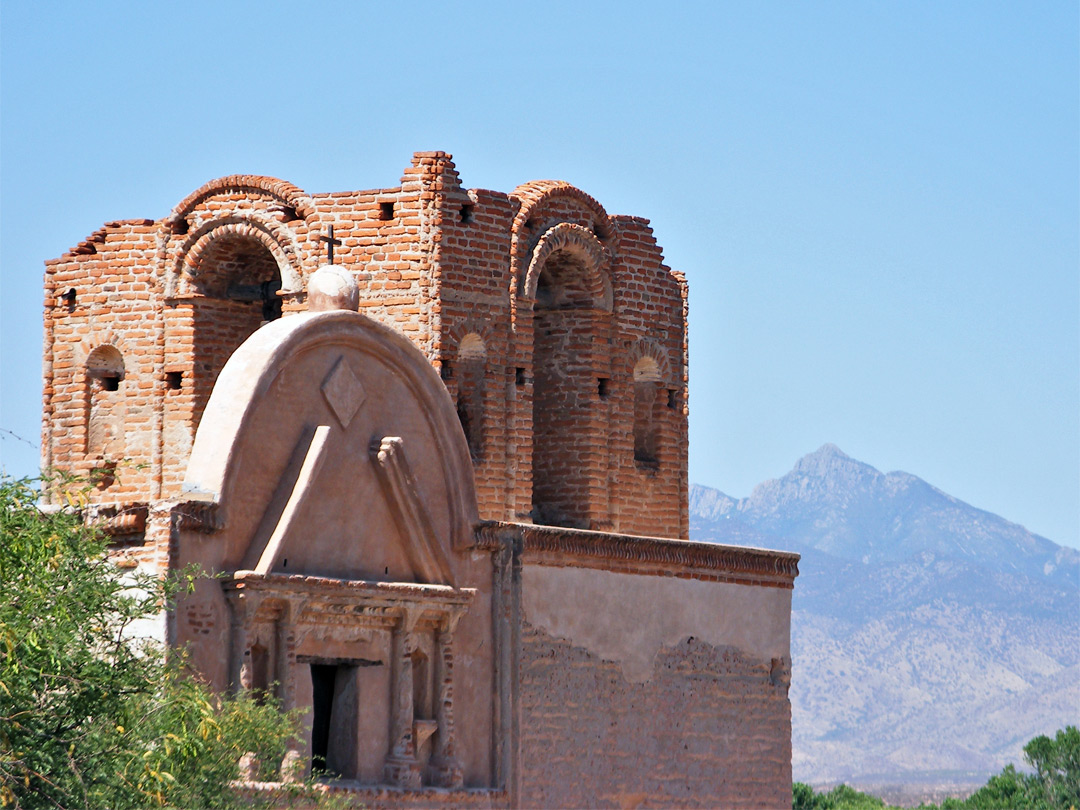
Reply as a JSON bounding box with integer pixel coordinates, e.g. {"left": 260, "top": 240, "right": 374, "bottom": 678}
{"left": 319, "top": 225, "right": 343, "bottom": 265}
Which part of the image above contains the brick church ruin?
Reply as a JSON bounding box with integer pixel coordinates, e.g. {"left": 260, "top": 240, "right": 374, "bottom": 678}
{"left": 40, "top": 152, "right": 799, "bottom": 808}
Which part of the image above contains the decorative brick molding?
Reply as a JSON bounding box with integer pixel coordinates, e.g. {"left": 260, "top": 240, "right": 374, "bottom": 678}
{"left": 474, "top": 521, "right": 799, "bottom": 588}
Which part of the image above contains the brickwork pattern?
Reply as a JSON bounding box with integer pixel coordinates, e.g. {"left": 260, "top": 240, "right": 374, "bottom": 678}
{"left": 41, "top": 151, "right": 689, "bottom": 539}
{"left": 517, "top": 623, "right": 793, "bottom": 809}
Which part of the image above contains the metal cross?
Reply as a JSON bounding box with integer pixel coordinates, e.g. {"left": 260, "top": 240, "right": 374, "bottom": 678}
{"left": 319, "top": 225, "right": 343, "bottom": 265}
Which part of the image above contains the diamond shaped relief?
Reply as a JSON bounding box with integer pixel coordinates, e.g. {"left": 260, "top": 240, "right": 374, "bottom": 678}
{"left": 321, "top": 356, "right": 365, "bottom": 428}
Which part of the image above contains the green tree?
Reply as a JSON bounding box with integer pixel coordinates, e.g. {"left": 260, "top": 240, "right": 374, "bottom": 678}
{"left": 1024, "top": 727, "right": 1080, "bottom": 810}
{"left": 0, "top": 474, "right": 297, "bottom": 809}
{"left": 793, "top": 782, "right": 890, "bottom": 810}
{"left": 794, "top": 726, "right": 1080, "bottom": 810}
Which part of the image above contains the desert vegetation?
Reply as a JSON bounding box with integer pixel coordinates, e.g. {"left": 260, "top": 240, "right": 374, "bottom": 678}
{"left": 0, "top": 474, "right": 301, "bottom": 809}
{"left": 794, "top": 726, "right": 1079, "bottom": 810}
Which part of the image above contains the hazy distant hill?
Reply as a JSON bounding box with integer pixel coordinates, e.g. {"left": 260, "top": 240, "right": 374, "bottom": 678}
{"left": 690, "top": 444, "right": 1080, "bottom": 789}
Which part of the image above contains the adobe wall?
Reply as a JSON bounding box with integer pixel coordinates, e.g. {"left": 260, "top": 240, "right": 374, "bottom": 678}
{"left": 499, "top": 528, "right": 797, "bottom": 809}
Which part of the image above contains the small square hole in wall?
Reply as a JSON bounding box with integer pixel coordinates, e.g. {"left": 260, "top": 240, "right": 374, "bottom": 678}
{"left": 667, "top": 389, "right": 678, "bottom": 409}
{"left": 60, "top": 289, "right": 77, "bottom": 312}
{"left": 597, "top": 378, "right": 611, "bottom": 398}
{"left": 100, "top": 375, "right": 120, "bottom": 392}
{"left": 441, "top": 360, "right": 453, "bottom": 380}
{"left": 515, "top": 368, "right": 526, "bottom": 386}
{"left": 460, "top": 204, "right": 474, "bottom": 224}
{"left": 379, "top": 202, "right": 395, "bottom": 221}
{"left": 165, "top": 371, "right": 183, "bottom": 390}
{"left": 170, "top": 218, "right": 189, "bottom": 235}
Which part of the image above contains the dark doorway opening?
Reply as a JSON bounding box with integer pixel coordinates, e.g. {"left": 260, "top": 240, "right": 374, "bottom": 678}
{"left": 310, "top": 664, "right": 339, "bottom": 775}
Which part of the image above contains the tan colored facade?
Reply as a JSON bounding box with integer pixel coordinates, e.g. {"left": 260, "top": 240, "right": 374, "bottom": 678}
{"left": 40, "top": 154, "right": 797, "bottom": 808}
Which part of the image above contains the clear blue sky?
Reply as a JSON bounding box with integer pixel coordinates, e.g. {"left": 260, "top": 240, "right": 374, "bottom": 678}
{"left": 2, "top": 2, "right": 1077, "bottom": 547}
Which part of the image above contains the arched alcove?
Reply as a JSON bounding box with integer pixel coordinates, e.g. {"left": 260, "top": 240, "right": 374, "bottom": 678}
{"left": 455, "top": 334, "right": 486, "bottom": 462}
{"left": 85, "top": 345, "right": 125, "bottom": 458}
{"left": 186, "top": 231, "right": 285, "bottom": 434}
{"left": 633, "top": 357, "right": 664, "bottom": 468}
{"left": 529, "top": 238, "right": 611, "bottom": 528}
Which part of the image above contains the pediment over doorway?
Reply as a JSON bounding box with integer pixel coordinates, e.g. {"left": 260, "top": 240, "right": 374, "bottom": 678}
{"left": 180, "top": 310, "right": 479, "bottom": 586}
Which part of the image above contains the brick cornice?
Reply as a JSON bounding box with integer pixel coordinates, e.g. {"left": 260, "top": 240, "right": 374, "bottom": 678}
{"left": 473, "top": 521, "right": 799, "bottom": 588}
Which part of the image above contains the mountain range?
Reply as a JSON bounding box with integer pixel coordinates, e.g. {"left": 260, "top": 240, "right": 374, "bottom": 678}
{"left": 689, "top": 444, "right": 1079, "bottom": 794}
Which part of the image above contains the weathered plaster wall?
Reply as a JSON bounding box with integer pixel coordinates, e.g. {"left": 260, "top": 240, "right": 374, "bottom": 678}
{"left": 517, "top": 564, "right": 793, "bottom": 809}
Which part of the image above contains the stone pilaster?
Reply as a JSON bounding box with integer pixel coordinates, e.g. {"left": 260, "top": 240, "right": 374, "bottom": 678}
{"left": 383, "top": 608, "right": 423, "bottom": 787}
{"left": 428, "top": 612, "right": 464, "bottom": 788}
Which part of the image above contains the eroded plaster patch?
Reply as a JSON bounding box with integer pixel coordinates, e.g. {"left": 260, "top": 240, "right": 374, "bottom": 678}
{"left": 521, "top": 564, "right": 791, "bottom": 682}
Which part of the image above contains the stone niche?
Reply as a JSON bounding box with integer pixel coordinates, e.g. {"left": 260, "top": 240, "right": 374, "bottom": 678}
{"left": 173, "top": 284, "right": 491, "bottom": 790}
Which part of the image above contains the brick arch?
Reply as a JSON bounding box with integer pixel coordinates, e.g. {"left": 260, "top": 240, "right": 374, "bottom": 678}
{"left": 443, "top": 324, "right": 491, "bottom": 464}
{"left": 86, "top": 344, "right": 125, "bottom": 378}
{"left": 510, "top": 180, "right": 611, "bottom": 241}
{"left": 167, "top": 215, "right": 303, "bottom": 297}
{"left": 84, "top": 344, "right": 127, "bottom": 459}
{"left": 457, "top": 333, "right": 487, "bottom": 360}
{"left": 628, "top": 338, "right": 674, "bottom": 384}
{"left": 168, "top": 175, "right": 315, "bottom": 223}
{"left": 509, "top": 182, "right": 614, "bottom": 292}
{"left": 443, "top": 319, "right": 495, "bottom": 357}
{"left": 521, "top": 223, "right": 612, "bottom": 311}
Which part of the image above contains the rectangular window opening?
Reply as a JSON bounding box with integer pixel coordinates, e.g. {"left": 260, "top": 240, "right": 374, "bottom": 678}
{"left": 165, "top": 371, "right": 182, "bottom": 390}
{"left": 460, "top": 204, "right": 474, "bottom": 224}
{"left": 597, "top": 378, "right": 611, "bottom": 398}
{"left": 515, "top": 367, "right": 526, "bottom": 386}
{"left": 667, "top": 389, "right": 679, "bottom": 409}
{"left": 379, "top": 201, "right": 395, "bottom": 221}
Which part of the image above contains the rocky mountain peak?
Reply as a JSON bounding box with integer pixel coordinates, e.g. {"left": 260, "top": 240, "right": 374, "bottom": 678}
{"left": 688, "top": 451, "right": 1079, "bottom": 791}
{"left": 703, "top": 445, "right": 1077, "bottom": 586}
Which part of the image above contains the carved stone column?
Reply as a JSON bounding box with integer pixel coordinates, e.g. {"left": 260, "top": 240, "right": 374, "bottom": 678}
{"left": 384, "top": 608, "right": 423, "bottom": 787}
{"left": 428, "top": 612, "right": 464, "bottom": 788}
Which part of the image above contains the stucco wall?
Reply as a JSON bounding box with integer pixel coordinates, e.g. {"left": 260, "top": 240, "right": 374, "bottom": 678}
{"left": 517, "top": 564, "right": 793, "bottom": 809}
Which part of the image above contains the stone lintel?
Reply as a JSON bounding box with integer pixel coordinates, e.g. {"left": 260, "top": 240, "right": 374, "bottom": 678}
{"left": 223, "top": 571, "right": 476, "bottom": 611}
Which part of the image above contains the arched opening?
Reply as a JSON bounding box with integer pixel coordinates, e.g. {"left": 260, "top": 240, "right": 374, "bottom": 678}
{"left": 85, "top": 345, "right": 125, "bottom": 458}
{"left": 188, "top": 234, "right": 283, "bottom": 432}
{"left": 530, "top": 248, "right": 609, "bottom": 528}
{"left": 455, "top": 334, "right": 486, "bottom": 462}
{"left": 633, "top": 357, "right": 663, "bottom": 468}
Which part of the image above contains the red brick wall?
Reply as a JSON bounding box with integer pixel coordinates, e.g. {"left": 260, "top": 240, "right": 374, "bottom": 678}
{"left": 42, "top": 152, "right": 689, "bottom": 539}
{"left": 517, "top": 623, "right": 793, "bottom": 809}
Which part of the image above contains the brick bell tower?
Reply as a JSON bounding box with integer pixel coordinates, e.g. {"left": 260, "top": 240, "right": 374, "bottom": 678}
{"left": 41, "top": 151, "right": 689, "bottom": 551}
